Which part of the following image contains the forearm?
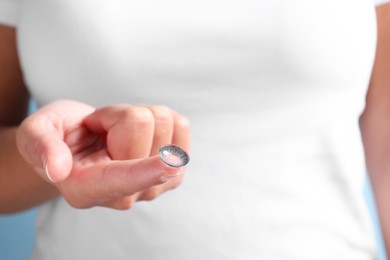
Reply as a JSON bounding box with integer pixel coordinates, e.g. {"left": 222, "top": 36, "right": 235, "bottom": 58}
{"left": 360, "top": 3, "right": 390, "bottom": 254}
{"left": 0, "top": 24, "right": 59, "bottom": 213}
{"left": 0, "top": 126, "right": 59, "bottom": 214}
{"left": 360, "top": 108, "right": 390, "bottom": 254}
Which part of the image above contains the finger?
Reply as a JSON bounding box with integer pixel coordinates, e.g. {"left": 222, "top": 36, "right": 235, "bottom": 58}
{"left": 16, "top": 100, "right": 95, "bottom": 183}
{"left": 99, "top": 195, "right": 139, "bottom": 210}
{"left": 172, "top": 111, "right": 191, "bottom": 152}
{"left": 100, "top": 166, "right": 183, "bottom": 210}
{"left": 16, "top": 114, "right": 73, "bottom": 183}
{"left": 137, "top": 171, "right": 184, "bottom": 202}
{"left": 84, "top": 105, "right": 155, "bottom": 160}
{"left": 98, "top": 172, "right": 183, "bottom": 210}
{"left": 147, "top": 105, "right": 174, "bottom": 155}
{"left": 61, "top": 155, "right": 183, "bottom": 208}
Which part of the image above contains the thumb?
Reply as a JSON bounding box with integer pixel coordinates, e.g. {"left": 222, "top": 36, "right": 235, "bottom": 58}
{"left": 16, "top": 114, "right": 73, "bottom": 183}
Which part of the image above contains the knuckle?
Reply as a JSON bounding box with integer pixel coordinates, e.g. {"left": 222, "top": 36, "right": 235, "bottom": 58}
{"left": 169, "top": 175, "right": 184, "bottom": 190}
{"left": 121, "top": 107, "right": 154, "bottom": 123}
{"left": 115, "top": 197, "right": 136, "bottom": 210}
{"left": 132, "top": 107, "right": 154, "bottom": 121}
{"left": 115, "top": 107, "right": 155, "bottom": 134}
{"left": 140, "top": 187, "right": 160, "bottom": 201}
{"left": 61, "top": 187, "right": 95, "bottom": 210}
{"left": 175, "top": 115, "right": 190, "bottom": 130}
{"left": 65, "top": 197, "right": 89, "bottom": 209}
{"left": 151, "top": 106, "right": 173, "bottom": 124}
{"left": 18, "top": 114, "right": 48, "bottom": 151}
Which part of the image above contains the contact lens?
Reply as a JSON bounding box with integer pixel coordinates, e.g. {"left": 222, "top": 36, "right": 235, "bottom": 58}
{"left": 159, "top": 145, "right": 190, "bottom": 167}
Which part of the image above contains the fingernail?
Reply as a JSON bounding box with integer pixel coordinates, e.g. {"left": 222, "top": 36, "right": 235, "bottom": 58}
{"left": 41, "top": 157, "right": 55, "bottom": 183}
{"left": 160, "top": 171, "right": 182, "bottom": 182}
{"left": 44, "top": 163, "right": 55, "bottom": 183}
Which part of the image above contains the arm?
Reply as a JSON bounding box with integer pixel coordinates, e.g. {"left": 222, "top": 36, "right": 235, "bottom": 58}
{"left": 0, "top": 24, "right": 59, "bottom": 213}
{"left": 360, "top": 3, "right": 390, "bottom": 254}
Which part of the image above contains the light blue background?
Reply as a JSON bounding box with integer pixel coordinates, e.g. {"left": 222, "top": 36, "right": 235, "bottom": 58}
{"left": 0, "top": 209, "right": 36, "bottom": 260}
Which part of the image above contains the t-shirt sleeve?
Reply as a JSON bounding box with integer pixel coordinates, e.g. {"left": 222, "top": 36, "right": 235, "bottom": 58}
{"left": 0, "top": 0, "right": 21, "bottom": 27}
{"left": 374, "top": 0, "right": 390, "bottom": 6}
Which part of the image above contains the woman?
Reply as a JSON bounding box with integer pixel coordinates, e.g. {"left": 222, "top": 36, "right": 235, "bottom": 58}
{"left": 0, "top": 0, "right": 389, "bottom": 259}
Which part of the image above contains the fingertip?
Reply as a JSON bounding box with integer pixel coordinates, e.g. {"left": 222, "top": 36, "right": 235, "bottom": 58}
{"left": 126, "top": 155, "right": 184, "bottom": 185}
{"left": 153, "top": 155, "right": 185, "bottom": 183}
{"left": 43, "top": 141, "right": 73, "bottom": 183}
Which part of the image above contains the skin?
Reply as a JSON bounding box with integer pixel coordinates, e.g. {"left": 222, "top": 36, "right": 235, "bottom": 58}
{"left": 360, "top": 3, "right": 390, "bottom": 254}
{"left": 0, "top": 25, "right": 190, "bottom": 212}
{"left": 16, "top": 101, "right": 190, "bottom": 209}
{"left": 1, "top": 3, "right": 390, "bottom": 255}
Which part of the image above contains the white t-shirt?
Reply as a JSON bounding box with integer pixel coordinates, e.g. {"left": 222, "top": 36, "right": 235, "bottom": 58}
{"left": 0, "top": 0, "right": 387, "bottom": 259}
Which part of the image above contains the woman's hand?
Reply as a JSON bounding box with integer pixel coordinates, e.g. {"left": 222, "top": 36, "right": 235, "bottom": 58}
{"left": 16, "top": 100, "right": 190, "bottom": 210}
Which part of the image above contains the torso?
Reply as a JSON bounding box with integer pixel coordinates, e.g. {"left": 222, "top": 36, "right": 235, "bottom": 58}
{"left": 17, "top": 0, "right": 377, "bottom": 259}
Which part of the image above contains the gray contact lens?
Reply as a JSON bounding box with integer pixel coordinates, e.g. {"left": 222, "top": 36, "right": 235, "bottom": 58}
{"left": 159, "top": 145, "right": 190, "bottom": 168}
